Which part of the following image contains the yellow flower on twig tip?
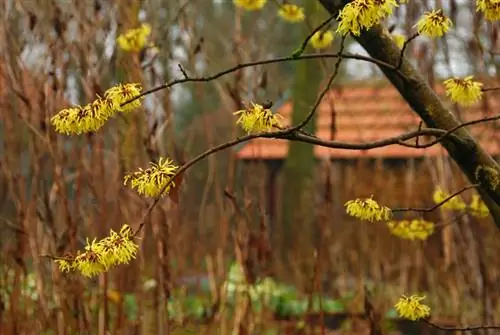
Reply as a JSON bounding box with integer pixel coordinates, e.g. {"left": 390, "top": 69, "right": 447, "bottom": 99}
{"left": 476, "top": 0, "right": 500, "bottom": 21}
{"left": 395, "top": 295, "right": 431, "bottom": 321}
{"left": 344, "top": 196, "right": 392, "bottom": 222}
{"left": 99, "top": 225, "right": 139, "bottom": 267}
{"left": 432, "top": 187, "right": 466, "bottom": 211}
{"left": 234, "top": 102, "right": 283, "bottom": 134}
{"left": 51, "top": 83, "right": 143, "bottom": 135}
{"left": 416, "top": 9, "right": 453, "bottom": 38}
{"left": 104, "top": 83, "right": 144, "bottom": 113}
{"left": 387, "top": 219, "right": 435, "bottom": 240}
{"left": 336, "top": 0, "right": 399, "bottom": 36}
{"left": 72, "top": 239, "right": 108, "bottom": 277}
{"left": 50, "top": 100, "right": 109, "bottom": 135}
{"left": 278, "top": 4, "right": 305, "bottom": 23}
{"left": 54, "top": 225, "right": 139, "bottom": 277}
{"left": 117, "top": 24, "right": 151, "bottom": 52}
{"left": 310, "top": 31, "right": 334, "bottom": 49}
{"left": 443, "top": 76, "right": 483, "bottom": 106}
{"left": 233, "top": 0, "right": 267, "bottom": 11}
{"left": 124, "top": 158, "right": 179, "bottom": 197}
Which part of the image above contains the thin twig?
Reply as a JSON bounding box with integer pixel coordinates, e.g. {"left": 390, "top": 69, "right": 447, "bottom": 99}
{"left": 424, "top": 319, "right": 500, "bottom": 332}
{"left": 122, "top": 52, "right": 404, "bottom": 107}
{"left": 396, "top": 33, "right": 419, "bottom": 69}
{"left": 291, "top": 14, "right": 336, "bottom": 58}
{"left": 132, "top": 112, "right": 500, "bottom": 236}
{"left": 392, "top": 184, "right": 479, "bottom": 213}
{"left": 398, "top": 115, "right": 500, "bottom": 149}
{"left": 294, "top": 36, "right": 347, "bottom": 130}
{"left": 481, "top": 87, "right": 500, "bottom": 92}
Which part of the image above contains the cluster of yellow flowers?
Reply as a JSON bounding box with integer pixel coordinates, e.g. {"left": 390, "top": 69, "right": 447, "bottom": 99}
{"left": 51, "top": 83, "right": 143, "bottom": 135}
{"left": 233, "top": 0, "right": 304, "bottom": 22}
{"left": 55, "top": 225, "right": 139, "bottom": 277}
{"left": 232, "top": 0, "right": 499, "bottom": 52}
{"left": 234, "top": 102, "right": 283, "bottom": 134}
{"left": 476, "top": 0, "right": 500, "bottom": 21}
{"left": 443, "top": 76, "right": 483, "bottom": 106}
{"left": 387, "top": 219, "right": 435, "bottom": 240}
{"left": 337, "top": 0, "right": 399, "bottom": 36}
{"left": 50, "top": 80, "right": 179, "bottom": 278}
{"left": 117, "top": 23, "right": 152, "bottom": 52}
{"left": 433, "top": 187, "right": 489, "bottom": 218}
{"left": 124, "top": 158, "right": 179, "bottom": 197}
{"left": 395, "top": 295, "right": 431, "bottom": 321}
{"left": 233, "top": 1, "right": 334, "bottom": 49}
{"left": 344, "top": 197, "right": 392, "bottom": 222}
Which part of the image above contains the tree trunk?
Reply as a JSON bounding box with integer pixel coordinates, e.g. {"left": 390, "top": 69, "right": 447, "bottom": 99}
{"left": 318, "top": 0, "right": 500, "bottom": 229}
{"left": 281, "top": 1, "right": 325, "bottom": 250}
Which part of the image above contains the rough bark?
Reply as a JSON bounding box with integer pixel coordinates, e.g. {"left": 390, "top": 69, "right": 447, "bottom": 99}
{"left": 318, "top": 0, "right": 500, "bottom": 229}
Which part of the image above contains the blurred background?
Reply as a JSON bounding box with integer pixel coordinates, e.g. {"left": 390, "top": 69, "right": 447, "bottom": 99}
{"left": 0, "top": 0, "right": 499, "bottom": 334}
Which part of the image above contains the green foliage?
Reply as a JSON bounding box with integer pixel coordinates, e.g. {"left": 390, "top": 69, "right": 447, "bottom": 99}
{"left": 124, "top": 293, "right": 139, "bottom": 321}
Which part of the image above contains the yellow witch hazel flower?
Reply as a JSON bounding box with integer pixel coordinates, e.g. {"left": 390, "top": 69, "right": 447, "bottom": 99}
{"left": 337, "top": 0, "right": 399, "bottom": 36}
{"left": 469, "top": 194, "right": 489, "bottom": 218}
{"left": 51, "top": 83, "right": 143, "bottom": 135}
{"left": 51, "top": 102, "right": 108, "bottom": 135}
{"left": 234, "top": 102, "right": 283, "bottom": 134}
{"left": 54, "top": 224, "right": 139, "bottom": 277}
{"left": 117, "top": 23, "right": 151, "bottom": 52}
{"left": 99, "top": 225, "right": 139, "bottom": 267}
{"left": 345, "top": 196, "right": 392, "bottom": 222}
{"left": 443, "top": 76, "right": 483, "bottom": 106}
{"left": 233, "top": 0, "right": 267, "bottom": 11}
{"left": 73, "top": 239, "right": 108, "bottom": 277}
{"left": 432, "top": 187, "right": 466, "bottom": 211}
{"left": 310, "top": 31, "right": 334, "bottom": 49}
{"left": 104, "top": 83, "right": 144, "bottom": 113}
{"left": 278, "top": 3, "right": 305, "bottom": 23}
{"left": 55, "top": 258, "right": 75, "bottom": 273}
{"left": 124, "top": 157, "right": 179, "bottom": 197}
{"left": 387, "top": 219, "right": 435, "bottom": 241}
{"left": 416, "top": 9, "right": 453, "bottom": 38}
{"left": 476, "top": 0, "right": 500, "bottom": 21}
{"left": 395, "top": 295, "right": 431, "bottom": 321}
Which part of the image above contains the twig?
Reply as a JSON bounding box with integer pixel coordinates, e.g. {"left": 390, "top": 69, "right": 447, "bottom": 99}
{"left": 424, "top": 319, "right": 500, "bottom": 332}
{"left": 294, "top": 35, "right": 347, "bottom": 131}
{"left": 392, "top": 184, "right": 479, "bottom": 213}
{"left": 132, "top": 112, "right": 500, "bottom": 236}
{"left": 396, "top": 33, "right": 419, "bottom": 69}
{"left": 291, "top": 14, "right": 336, "bottom": 58}
{"left": 481, "top": 87, "right": 500, "bottom": 92}
{"left": 398, "top": 115, "right": 500, "bottom": 149}
{"left": 122, "top": 52, "right": 404, "bottom": 108}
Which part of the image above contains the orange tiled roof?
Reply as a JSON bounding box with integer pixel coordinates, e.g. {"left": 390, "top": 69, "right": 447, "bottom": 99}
{"left": 236, "top": 83, "right": 500, "bottom": 159}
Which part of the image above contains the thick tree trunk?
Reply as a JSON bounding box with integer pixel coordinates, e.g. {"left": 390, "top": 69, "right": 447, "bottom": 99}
{"left": 318, "top": 0, "right": 500, "bottom": 229}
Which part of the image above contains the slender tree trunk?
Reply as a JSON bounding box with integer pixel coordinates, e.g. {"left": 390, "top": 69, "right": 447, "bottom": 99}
{"left": 281, "top": 1, "right": 324, "bottom": 250}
